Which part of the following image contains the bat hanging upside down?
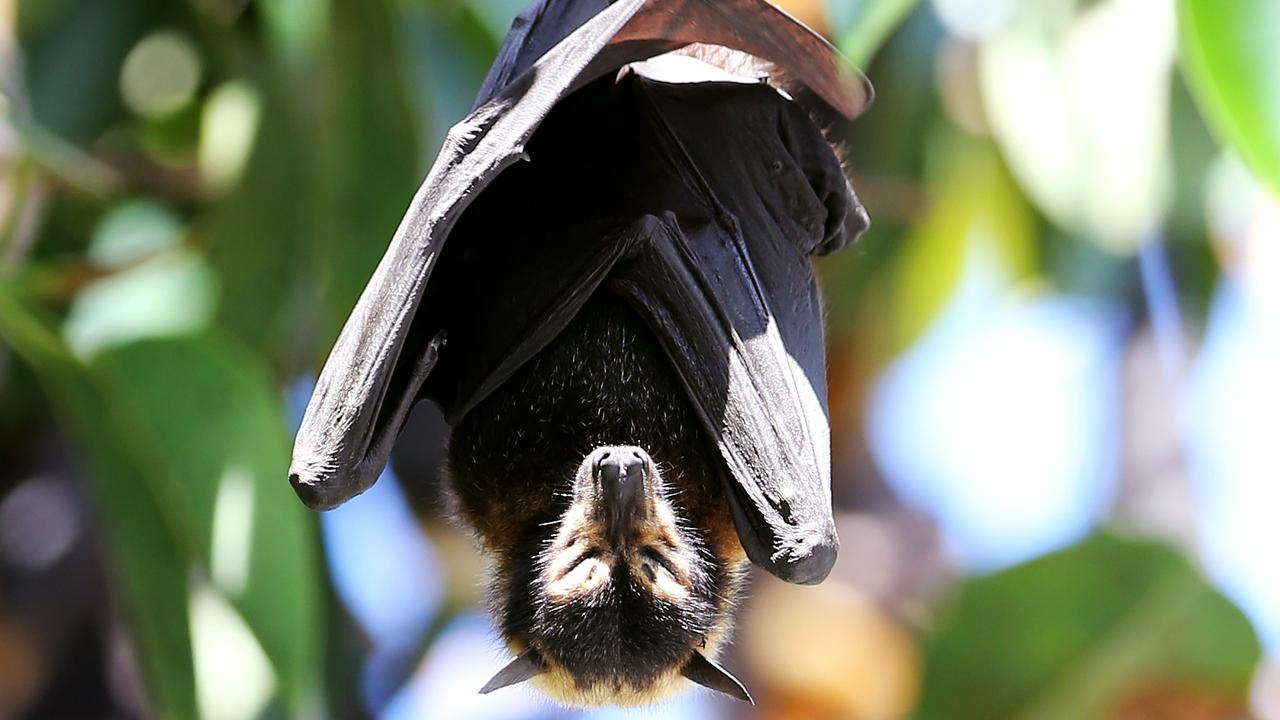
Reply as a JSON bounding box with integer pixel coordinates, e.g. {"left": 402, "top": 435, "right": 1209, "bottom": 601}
{"left": 288, "top": 0, "right": 872, "bottom": 708}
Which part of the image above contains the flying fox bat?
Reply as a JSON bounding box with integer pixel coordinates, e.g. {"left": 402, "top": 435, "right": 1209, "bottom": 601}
{"left": 288, "top": 0, "right": 871, "bottom": 707}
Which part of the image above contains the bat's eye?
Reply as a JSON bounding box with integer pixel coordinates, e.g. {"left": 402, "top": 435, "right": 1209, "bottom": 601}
{"left": 576, "top": 546, "right": 602, "bottom": 568}
{"left": 546, "top": 544, "right": 609, "bottom": 602}
{"left": 643, "top": 546, "right": 680, "bottom": 579}
{"left": 636, "top": 544, "right": 691, "bottom": 603}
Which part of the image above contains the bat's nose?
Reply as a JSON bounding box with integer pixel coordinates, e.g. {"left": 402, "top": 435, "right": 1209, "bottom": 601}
{"left": 592, "top": 446, "right": 652, "bottom": 545}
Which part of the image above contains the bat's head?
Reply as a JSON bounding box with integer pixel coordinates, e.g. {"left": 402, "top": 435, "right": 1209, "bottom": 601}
{"left": 481, "top": 445, "right": 751, "bottom": 707}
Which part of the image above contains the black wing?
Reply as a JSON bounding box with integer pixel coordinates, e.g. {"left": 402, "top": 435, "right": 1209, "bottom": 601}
{"left": 288, "top": 0, "right": 870, "bottom": 583}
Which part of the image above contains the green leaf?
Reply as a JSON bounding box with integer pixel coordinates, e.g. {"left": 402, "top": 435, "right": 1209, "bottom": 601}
{"left": 315, "top": 0, "right": 422, "bottom": 348}
{"left": 258, "top": 0, "right": 328, "bottom": 59}
{"left": 63, "top": 249, "right": 218, "bottom": 360}
{"left": 916, "top": 533, "right": 1262, "bottom": 720}
{"left": 201, "top": 59, "right": 320, "bottom": 367}
{"left": 829, "top": 0, "right": 923, "bottom": 67}
{"left": 0, "top": 280, "right": 199, "bottom": 720}
{"left": 1178, "top": 0, "right": 1280, "bottom": 196}
{"left": 17, "top": 0, "right": 153, "bottom": 143}
{"left": 91, "top": 335, "right": 324, "bottom": 711}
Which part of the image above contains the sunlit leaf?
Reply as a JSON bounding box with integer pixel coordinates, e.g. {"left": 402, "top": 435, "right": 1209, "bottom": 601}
{"left": 916, "top": 533, "right": 1262, "bottom": 720}
{"left": 0, "top": 280, "right": 199, "bottom": 720}
{"left": 1178, "top": 0, "right": 1280, "bottom": 197}
{"left": 87, "top": 200, "right": 182, "bottom": 268}
{"left": 199, "top": 81, "right": 263, "bottom": 193}
{"left": 63, "top": 249, "right": 217, "bottom": 360}
{"left": 980, "top": 0, "right": 1177, "bottom": 252}
{"left": 91, "top": 335, "right": 324, "bottom": 711}
{"left": 119, "top": 30, "right": 203, "bottom": 119}
{"left": 189, "top": 584, "right": 278, "bottom": 720}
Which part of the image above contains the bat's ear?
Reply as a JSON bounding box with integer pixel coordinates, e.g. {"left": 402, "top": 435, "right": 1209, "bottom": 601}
{"left": 807, "top": 141, "right": 871, "bottom": 257}
{"left": 681, "top": 652, "right": 754, "bottom": 704}
{"left": 479, "top": 649, "right": 547, "bottom": 694}
{"left": 822, "top": 177, "right": 870, "bottom": 256}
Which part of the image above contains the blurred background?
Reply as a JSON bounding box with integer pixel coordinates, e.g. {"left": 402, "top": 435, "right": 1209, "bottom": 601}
{"left": 1, "top": 0, "right": 1278, "bottom": 717}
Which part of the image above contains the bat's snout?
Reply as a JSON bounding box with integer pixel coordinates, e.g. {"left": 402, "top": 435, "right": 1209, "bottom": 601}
{"left": 592, "top": 446, "right": 652, "bottom": 544}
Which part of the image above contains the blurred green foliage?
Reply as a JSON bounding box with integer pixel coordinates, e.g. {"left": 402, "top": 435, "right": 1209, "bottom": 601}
{"left": 917, "top": 534, "right": 1261, "bottom": 720}
{"left": 831, "top": 0, "right": 922, "bottom": 67}
{"left": 0, "top": 0, "right": 1276, "bottom": 718}
{"left": 1179, "top": 0, "right": 1280, "bottom": 196}
{"left": 0, "top": 280, "right": 200, "bottom": 718}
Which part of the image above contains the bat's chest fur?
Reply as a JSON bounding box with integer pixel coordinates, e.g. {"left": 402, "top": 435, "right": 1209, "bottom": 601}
{"left": 447, "top": 290, "right": 727, "bottom": 542}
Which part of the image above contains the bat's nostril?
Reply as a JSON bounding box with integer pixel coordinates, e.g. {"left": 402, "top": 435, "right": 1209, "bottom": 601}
{"left": 623, "top": 447, "right": 652, "bottom": 470}
{"left": 625, "top": 462, "right": 645, "bottom": 484}
{"left": 599, "top": 459, "right": 622, "bottom": 483}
